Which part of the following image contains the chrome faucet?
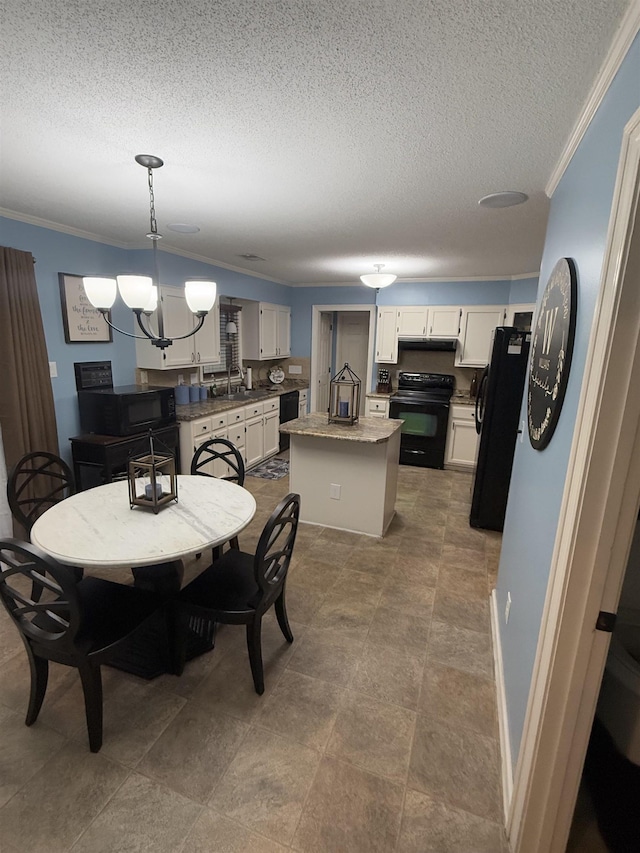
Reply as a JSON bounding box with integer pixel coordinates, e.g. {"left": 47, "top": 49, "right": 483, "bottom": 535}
{"left": 227, "top": 362, "right": 245, "bottom": 394}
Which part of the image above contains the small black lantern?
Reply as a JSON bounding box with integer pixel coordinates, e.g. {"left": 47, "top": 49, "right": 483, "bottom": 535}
{"left": 329, "top": 362, "right": 361, "bottom": 426}
{"left": 128, "top": 432, "right": 178, "bottom": 514}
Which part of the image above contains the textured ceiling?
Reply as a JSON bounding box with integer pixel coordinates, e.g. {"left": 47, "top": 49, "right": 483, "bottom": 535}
{"left": 0, "top": 0, "right": 631, "bottom": 284}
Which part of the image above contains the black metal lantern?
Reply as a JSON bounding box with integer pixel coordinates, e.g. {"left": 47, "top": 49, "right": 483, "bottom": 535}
{"left": 329, "top": 363, "right": 361, "bottom": 425}
{"left": 128, "top": 433, "right": 178, "bottom": 514}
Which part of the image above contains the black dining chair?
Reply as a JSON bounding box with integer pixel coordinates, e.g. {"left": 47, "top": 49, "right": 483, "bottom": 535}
{"left": 191, "top": 437, "right": 246, "bottom": 558}
{"left": 0, "top": 539, "right": 163, "bottom": 752}
{"left": 7, "top": 451, "right": 76, "bottom": 536}
{"left": 172, "top": 493, "right": 300, "bottom": 694}
{"left": 7, "top": 451, "right": 83, "bottom": 581}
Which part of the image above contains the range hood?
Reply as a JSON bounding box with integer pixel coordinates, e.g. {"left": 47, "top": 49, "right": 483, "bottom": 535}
{"left": 398, "top": 338, "right": 457, "bottom": 352}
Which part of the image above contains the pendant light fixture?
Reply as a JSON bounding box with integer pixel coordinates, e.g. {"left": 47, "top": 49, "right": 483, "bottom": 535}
{"left": 360, "top": 263, "right": 397, "bottom": 289}
{"left": 82, "top": 155, "right": 217, "bottom": 350}
{"left": 225, "top": 297, "right": 238, "bottom": 335}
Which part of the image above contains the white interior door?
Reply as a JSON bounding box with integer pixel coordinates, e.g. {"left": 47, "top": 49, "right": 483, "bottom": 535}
{"left": 316, "top": 312, "right": 333, "bottom": 413}
{"left": 336, "top": 312, "right": 369, "bottom": 415}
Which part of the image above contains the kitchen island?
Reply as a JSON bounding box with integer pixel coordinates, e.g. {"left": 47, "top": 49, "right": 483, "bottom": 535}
{"left": 279, "top": 413, "right": 401, "bottom": 537}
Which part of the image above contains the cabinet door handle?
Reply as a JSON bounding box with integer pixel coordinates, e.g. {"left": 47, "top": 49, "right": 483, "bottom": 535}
{"left": 197, "top": 352, "right": 200, "bottom": 362}
{"left": 423, "top": 327, "right": 426, "bottom": 335}
{"left": 191, "top": 353, "right": 195, "bottom": 363}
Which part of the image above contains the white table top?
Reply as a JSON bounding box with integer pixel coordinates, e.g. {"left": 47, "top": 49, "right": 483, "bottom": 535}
{"left": 30, "top": 476, "right": 256, "bottom": 568}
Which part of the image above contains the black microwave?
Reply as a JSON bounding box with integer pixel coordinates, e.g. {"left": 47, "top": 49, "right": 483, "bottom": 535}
{"left": 77, "top": 385, "right": 176, "bottom": 436}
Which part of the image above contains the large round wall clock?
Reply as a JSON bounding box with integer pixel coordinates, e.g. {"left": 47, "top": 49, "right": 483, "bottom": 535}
{"left": 527, "top": 257, "right": 577, "bottom": 450}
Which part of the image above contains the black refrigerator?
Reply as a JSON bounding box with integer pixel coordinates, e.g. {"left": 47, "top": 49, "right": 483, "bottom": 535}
{"left": 470, "top": 327, "right": 530, "bottom": 531}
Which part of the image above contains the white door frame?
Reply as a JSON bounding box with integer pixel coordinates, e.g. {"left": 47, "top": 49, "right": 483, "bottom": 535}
{"left": 310, "top": 305, "right": 376, "bottom": 413}
{"left": 508, "top": 107, "right": 640, "bottom": 852}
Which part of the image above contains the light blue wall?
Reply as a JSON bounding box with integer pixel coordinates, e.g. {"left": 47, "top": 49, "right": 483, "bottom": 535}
{"left": 496, "top": 33, "right": 640, "bottom": 769}
{"left": 509, "top": 277, "right": 538, "bottom": 304}
{"left": 377, "top": 279, "right": 513, "bottom": 306}
{"left": 289, "top": 286, "right": 375, "bottom": 357}
{"left": 1, "top": 216, "right": 290, "bottom": 461}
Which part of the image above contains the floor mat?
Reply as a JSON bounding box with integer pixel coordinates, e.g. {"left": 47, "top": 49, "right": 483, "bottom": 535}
{"left": 247, "top": 458, "right": 290, "bottom": 479}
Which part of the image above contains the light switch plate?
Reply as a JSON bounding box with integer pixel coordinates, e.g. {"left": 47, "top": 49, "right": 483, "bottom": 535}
{"left": 329, "top": 483, "right": 341, "bottom": 500}
{"left": 49, "top": 361, "right": 57, "bottom": 378}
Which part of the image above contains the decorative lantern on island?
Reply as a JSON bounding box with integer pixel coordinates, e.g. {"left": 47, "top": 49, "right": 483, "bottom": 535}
{"left": 127, "top": 432, "right": 178, "bottom": 513}
{"left": 328, "top": 363, "right": 361, "bottom": 426}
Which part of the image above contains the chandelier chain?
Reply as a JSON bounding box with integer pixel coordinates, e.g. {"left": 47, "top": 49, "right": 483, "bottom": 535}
{"left": 147, "top": 167, "right": 160, "bottom": 240}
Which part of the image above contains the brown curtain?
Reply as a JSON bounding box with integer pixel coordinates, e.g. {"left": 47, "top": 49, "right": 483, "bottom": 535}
{"left": 0, "top": 247, "right": 59, "bottom": 533}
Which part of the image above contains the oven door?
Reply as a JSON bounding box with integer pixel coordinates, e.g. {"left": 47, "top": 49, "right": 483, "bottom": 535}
{"left": 389, "top": 397, "right": 450, "bottom": 468}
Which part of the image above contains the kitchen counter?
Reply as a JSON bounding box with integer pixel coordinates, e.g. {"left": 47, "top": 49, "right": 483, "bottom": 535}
{"left": 175, "top": 382, "right": 308, "bottom": 421}
{"left": 280, "top": 413, "right": 401, "bottom": 444}
{"left": 284, "top": 414, "right": 400, "bottom": 537}
{"left": 451, "top": 393, "right": 476, "bottom": 406}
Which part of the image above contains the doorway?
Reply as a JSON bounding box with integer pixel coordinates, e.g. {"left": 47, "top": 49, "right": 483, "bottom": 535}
{"left": 310, "top": 305, "right": 376, "bottom": 414}
{"left": 508, "top": 107, "right": 640, "bottom": 852}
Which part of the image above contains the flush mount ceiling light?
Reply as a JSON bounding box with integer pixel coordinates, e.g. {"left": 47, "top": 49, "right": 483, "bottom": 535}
{"left": 478, "top": 191, "right": 529, "bottom": 208}
{"left": 360, "top": 263, "right": 397, "bottom": 289}
{"left": 82, "top": 155, "right": 216, "bottom": 350}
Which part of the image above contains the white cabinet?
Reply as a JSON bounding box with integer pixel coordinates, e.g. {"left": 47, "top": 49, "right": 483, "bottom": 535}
{"left": 136, "top": 286, "right": 221, "bottom": 370}
{"left": 179, "top": 412, "right": 229, "bottom": 474}
{"left": 454, "top": 306, "right": 506, "bottom": 368}
{"left": 375, "top": 307, "right": 398, "bottom": 363}
{"left": 244, "top": 414, "right": 264, "bottom": 468}
{"left": 429, "top": 306, "right": 461, "bottom": 338}
{"left": 445, "top": 404, "right": 479, "bottom": 470}
{"left": 397, "top": 306, "right": 429, "bottom": 338}
{"left": 298, "top": 389, "right": 308, "bottom": 418}
{"left": 243, "top": 302, "right": 291, "bottom": 360}
{"left": 505, "top": 303, "right": 535, "bottom": 331}
{"left": 264, "top": 409, "right": 280, "bottom": 457}
{"left": 366, "top": 396, "right": 390, "bottom": 418}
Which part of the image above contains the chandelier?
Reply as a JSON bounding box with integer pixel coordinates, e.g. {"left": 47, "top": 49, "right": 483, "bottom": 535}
{"left": 360, "top": 263, "right": 397, "bottom": 289}
{"left": 82, "top": 155, "right": 217, "bottom": 350}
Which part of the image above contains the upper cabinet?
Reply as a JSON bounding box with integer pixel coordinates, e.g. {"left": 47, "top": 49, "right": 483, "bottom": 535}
{"left": 397, "top": 306, "right": 429, "bottom": 338}
{"left": 454, "top": 306, "right": 506, "bottom": 367}
{"left": 243, "top": 302, "right": 291, "bottom": 360}
{"left": 505, "top": 303, "right": 535, "bottom": 331}
{"left": 375, "top": 307, "right": 399, "bottom": 363}
{"left": 135, "top": 286, "right": 221, "bottom": 370}
{"left": 429, "top": 306, "right": 462, "bottom": 338}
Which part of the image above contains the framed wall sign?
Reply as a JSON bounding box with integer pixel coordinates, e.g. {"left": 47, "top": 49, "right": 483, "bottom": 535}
{"left": 58, "top": 273, "right": 112, "bottom": 343}
{"left": 527, "top": 257, "right": 577, "bottom": 450}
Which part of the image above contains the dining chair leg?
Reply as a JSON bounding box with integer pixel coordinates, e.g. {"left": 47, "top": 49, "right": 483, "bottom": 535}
{"left": 78, "top": 662, "right": 104, "bottom": 753}
{"left": 274, "top": 589, "right": 294, "bottom": 644}
{"left": 25, "top": 648, "right": 49, "bottom": 726}
{"left": 246, "top": 617, "right": 265, "bottom": 695}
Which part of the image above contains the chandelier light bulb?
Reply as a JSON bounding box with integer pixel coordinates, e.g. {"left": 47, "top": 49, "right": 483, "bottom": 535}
{"left": 82, "top": 277, "right": 117, "bottom": 310}
{"left": 185, "top": 280, "right": 217, "bottom": 314}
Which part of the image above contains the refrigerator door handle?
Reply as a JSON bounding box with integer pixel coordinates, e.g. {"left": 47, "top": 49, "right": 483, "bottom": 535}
{"left": 475, "top": 367, "right": 489, "bottom": 434}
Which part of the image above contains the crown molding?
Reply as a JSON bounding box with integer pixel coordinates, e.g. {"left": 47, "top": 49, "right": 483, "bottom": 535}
{"left": 0, "top": 208, "right": 288, "bottom": 285}
{"left": 546, "top": 0, "right": 640, "bottom": 197}
{"left": 291, "top": 271, "right": 539, "bottom": 287}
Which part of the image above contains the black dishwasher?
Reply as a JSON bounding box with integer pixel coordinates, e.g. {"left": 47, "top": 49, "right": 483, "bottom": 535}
{"left": 279, "top": 390, "right": 299, "bottom": 451}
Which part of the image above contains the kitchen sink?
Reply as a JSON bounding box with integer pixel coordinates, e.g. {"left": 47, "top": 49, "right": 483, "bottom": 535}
{"left": 216, "top": 389, "right": 271, "bottom": 401}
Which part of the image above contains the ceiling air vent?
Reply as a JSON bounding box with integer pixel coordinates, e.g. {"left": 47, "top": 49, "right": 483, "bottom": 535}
{"left": 237, "top": 253, "right": 266, "bottom": 261}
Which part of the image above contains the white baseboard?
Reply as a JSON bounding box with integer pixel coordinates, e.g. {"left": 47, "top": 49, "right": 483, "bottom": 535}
{"left": 490, "top": 588, "right": 513, "bottom": 823}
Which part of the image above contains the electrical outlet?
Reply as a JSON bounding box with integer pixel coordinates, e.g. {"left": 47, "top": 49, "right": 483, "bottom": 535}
{"left": 505, "top": 592, "right": 512, "bottom": 624}
{"left": 48, "top": 361, "right": 57, "bottom": 378}
{"left": 139, "top": 370, "right": 148, "bottom": 385}
{"left": 288, "top": 364, "right": 302, "bottom": 374}
{"left": 190, "top": 372, "right": 198, "bottom": 385}
{"left": 329, "top": 483, "right": 341, "bottom": 500}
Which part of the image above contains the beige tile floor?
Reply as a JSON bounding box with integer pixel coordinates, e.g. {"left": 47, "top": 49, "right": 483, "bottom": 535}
{"left": 0, "top": 463, "right": 511, "bottom": 852}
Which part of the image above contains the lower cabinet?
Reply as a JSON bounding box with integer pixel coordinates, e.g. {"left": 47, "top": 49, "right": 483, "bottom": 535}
{"left": 244, "top": 415, "right": 264, "bottom": 468}
{"left": 264, "top": 409, "right": 280, "bottom": 457}
{"left": 445, "top": 404, "right": 479, "bottom": 470}
{"left": 298, "top": 389, "right": 308, "bottom": 418}
{"left": 366, "top": 395, "right": 390, "bottom": 418}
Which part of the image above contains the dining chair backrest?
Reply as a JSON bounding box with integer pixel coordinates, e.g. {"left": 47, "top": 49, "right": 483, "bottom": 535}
{"left": 7, "top": 451, "right": 76, "bottom": 536}
{"left": 190, "top": 438, "right": 245, "bottom": 485}
{"left": 0, "top": 538, "right": 81, "bottom": 651}
{"left": 254, "top": 493, "right": 300, "bottom": 598}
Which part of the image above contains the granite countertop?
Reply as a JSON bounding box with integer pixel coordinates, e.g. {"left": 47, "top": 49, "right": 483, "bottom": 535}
{"left": 451, "top": 393, "right": 476, "bottom": 406}
{"left": 279, "top": 413, "right": 402, "bottom": 443}
{"left": 176, "top": 381, "right": 308, "bottom": 422}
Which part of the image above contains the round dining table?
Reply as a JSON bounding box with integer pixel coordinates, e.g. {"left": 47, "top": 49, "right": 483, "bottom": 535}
{"left": 30, "top": 475, "right": 256, "bottom": 569}
{"left": 30, "top": 476, "right": 257, "bottom": 678}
